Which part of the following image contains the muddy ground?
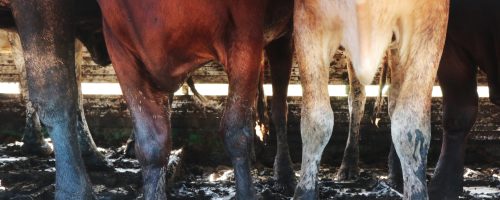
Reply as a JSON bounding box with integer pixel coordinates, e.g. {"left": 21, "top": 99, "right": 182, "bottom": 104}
{"left": 0, "top": 141, "right": 499, "bottom": 200}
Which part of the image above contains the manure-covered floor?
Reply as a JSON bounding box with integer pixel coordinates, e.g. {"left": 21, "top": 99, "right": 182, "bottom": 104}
{"left": 0, "top": 141, "right": 499, "bottom": 200}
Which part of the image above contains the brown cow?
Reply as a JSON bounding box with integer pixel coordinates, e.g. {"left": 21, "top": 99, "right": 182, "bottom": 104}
{"left": 98, "top": 0, "right": 294, "bottom": 199}
{"left": 293, "top": 0, "right": 449, "bottom": 199}
{"left": 429, "top": 1, "right": 500, "bottom": 199}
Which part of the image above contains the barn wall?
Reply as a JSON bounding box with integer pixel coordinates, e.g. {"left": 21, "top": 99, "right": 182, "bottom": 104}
{"left": 0, "top": 41, "right": 499, "bottom": 166}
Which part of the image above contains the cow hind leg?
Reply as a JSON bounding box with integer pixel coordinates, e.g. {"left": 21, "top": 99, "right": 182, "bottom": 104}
{"left": 293, "top": 3, "right": 339, "bottom": 198}
{"left": 8, "top": 32, "right": 53, "bottom": 157}
{"left": 265, "top": 33, "right": 295, "bottom": 195}
{"left": 11, "top": 0, "right": 94, "bottom": 198}
{"left": 21, "top": 104, "right": 53, "bottom": 156}
{"left": 337, "top": 61, "right": 366, "bottom": 181}
{"left": 429, "top": 38, "right": 478, "bottom": 200}
{"left": 389, "top": 6, "right": 448, "bottom": 199}
{"left": 389, "top": 55, "right": 433, "bottom": 200}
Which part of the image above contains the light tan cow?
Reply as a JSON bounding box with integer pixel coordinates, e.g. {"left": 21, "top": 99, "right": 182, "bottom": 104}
{"left": 293, "top": 1, "right": 449, "bottom": 199}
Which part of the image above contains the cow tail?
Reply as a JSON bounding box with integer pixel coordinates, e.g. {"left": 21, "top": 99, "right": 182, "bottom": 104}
{"left": 255, "top": 67, "right": 270, "bottom": 143}
{"left": 187, "top": 76, "right": 222, "bottom": 110}
{"left": 371, "top": 50, "right": 390, "bottom": 127}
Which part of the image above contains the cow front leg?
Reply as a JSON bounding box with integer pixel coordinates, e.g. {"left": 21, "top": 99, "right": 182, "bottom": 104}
{"left": 337, "top": 61, "right": 366, "bottom": 181}
{"left": 429, "top": 39, "right": 478, "bottom": 200}
{"left": 11, "top": 0, "right": 94, "bottom": 198}
{"left": 293, "top": 2, "right": 339, "bottom": 198}
{"left": 126, "top": 88, "right": 171, "bottom": 200}
{"left": 222, "top": 92, "right": 257, "bottom": 199}
{"left": 103, "top": 33, "right": 171, "bottom": 199}
{"left": 8, "top": 32, "right": 53, "bottom": 156}
{"left": 222, "top": 31, "right": 267, "bottom": 200}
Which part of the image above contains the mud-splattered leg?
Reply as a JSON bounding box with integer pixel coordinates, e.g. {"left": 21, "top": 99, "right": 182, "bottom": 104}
{"left": 10, "top": 32, "right": 111, "bottom": 170}
{"left": 11, "top": 0, "right": 94, "bottom": 198}
{"left": 388, "top": 6, "right": 448, "bottom": 199}
{"left": 103, "top": 30, "right": 172, "bottom": 199}
{"left": 266, "top": 33, "right": 295, "bottom": 194}
{"left": 385, "top": 50, "right": 403, "bottom": 192}
{"left": 293, "top": 2, "right": 339, "bottom": 198}
{"left": 221, "top": 31, "right": 265, "bottom": 199}
{"left": 337, "top": 61, "right": 366, "bottom": 181}
{"left": 429, "top": 37, "right": 478, "bottom": 200}
{"left": 389, "top": 59, "right": 432, "bottom": 200}
{"left": 7, "top": 32, "right": 53, "bottom": 157}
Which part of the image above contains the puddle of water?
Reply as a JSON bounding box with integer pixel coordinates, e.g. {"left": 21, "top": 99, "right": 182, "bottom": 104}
{"left": 115, "top": 168, "right": 140, "bottom": 173}
{"left": 0, "top": 180, "right": 5, "bottom": 191}
{"left": 464, "top": 186, "right": 500, "bottom": 194}
{"left": 464, "top": 168, "right": 485, "bottom": 178}
{"left": 6, "top": 141, "right": 23, "bottom": 147}
{"left": 208, "top": 170, "right": 234, "bottom": 182}
{"left": 464, "top": 186, "right": 500, "bottom": 198}
{"left": 44, "top": 167, "right": 56, "bottom": 172}
{"left": 493, "top": 174, "right": 500, "bottom": 181}
{"left": 118, "top": 159, "right": 139, "bottom": 164}
{"left": 168, "top": 148, "right": 183, "bottom": 166}
{"left": 0, "top": 157, "right": 27, "bottom": 162}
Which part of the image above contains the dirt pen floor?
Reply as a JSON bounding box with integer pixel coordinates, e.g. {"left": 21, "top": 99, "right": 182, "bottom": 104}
{"left": 0, "top": 141, "right": 499, "bottom": 200}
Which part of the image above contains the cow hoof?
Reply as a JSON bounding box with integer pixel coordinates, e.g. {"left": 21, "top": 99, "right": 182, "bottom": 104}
{"left": 272, "top": 179, "right": 296, "bottom": 196}
{"left": 429, "top": 192, "right": 458, "bottom": 200}
{"left": 293, "top": 186, "right": 318, "bottom": 200}
{"left": 83, "top": 154, "right": 113, "bottom": 172}
{"left": 386, "top": 178, "right": 403, "bottom": 193}
{"left": 335, "top": 166, "right": 360, "bottom": 181}
{"left": 429, "top": 184, "right": 460, "bottom": 200}
{"left": 58, "top": 192, "right": 96, "bottom": 200}
{"left": 55, "top": 186, "right": 96, "bottom": 200}
{"left": 428, "top": 190, "right": 444, "bottom": 200}
{"left": 21, "top": 142, "right": 54, "bottom": 157}
{"left": 259, "top": 188, "right": 288, "bottom": 200}
{"left": 273, "top": 165, "right": 296, "bottom": 196}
